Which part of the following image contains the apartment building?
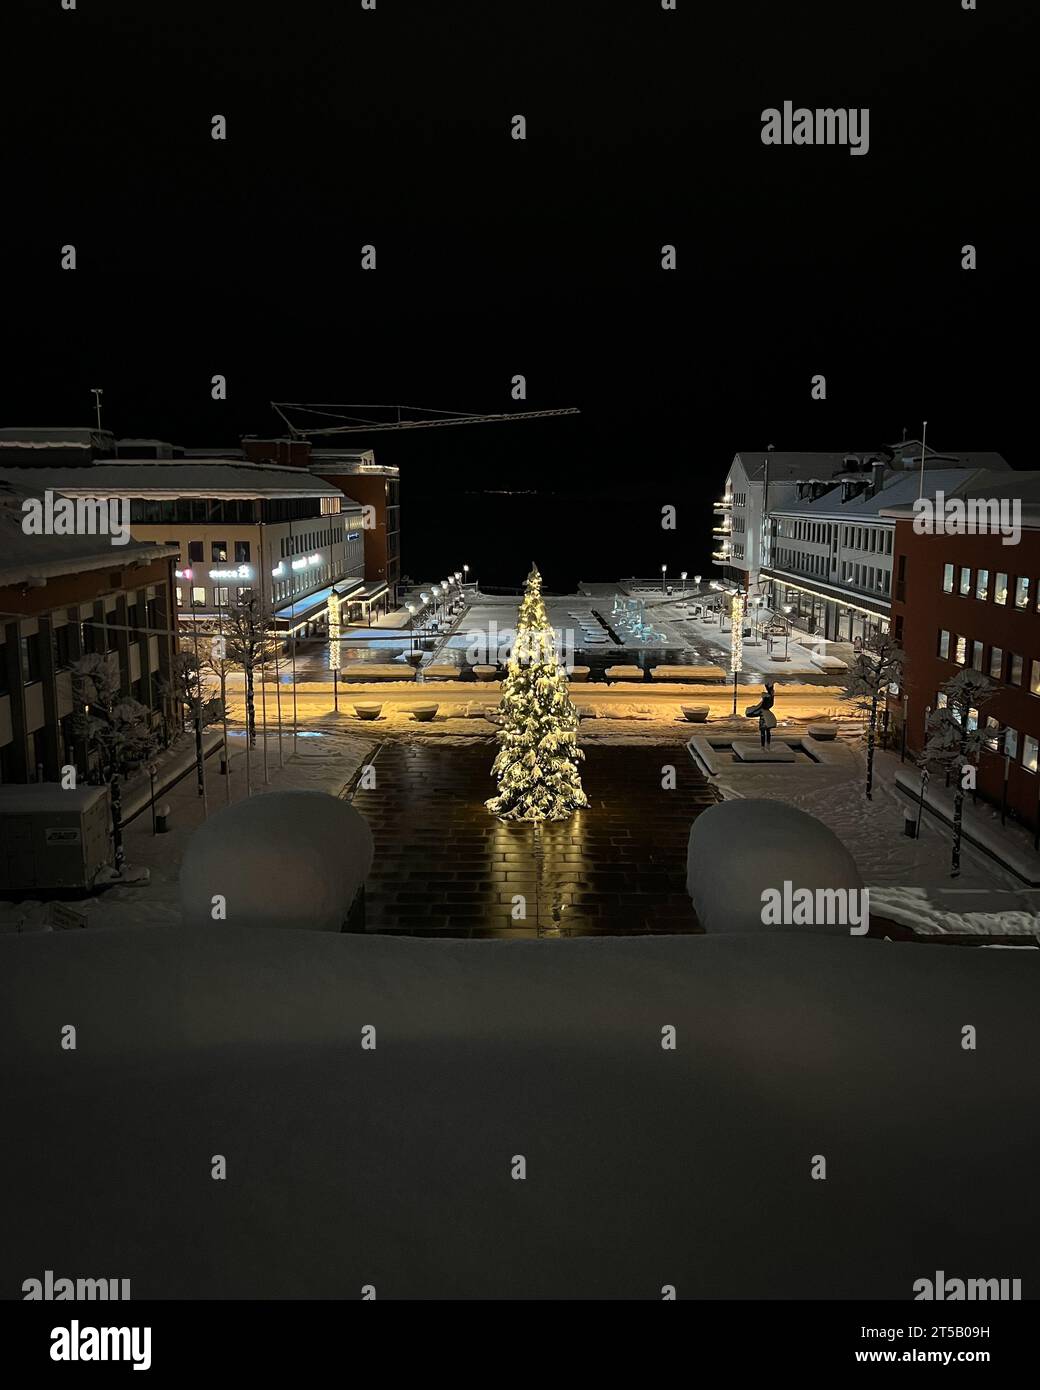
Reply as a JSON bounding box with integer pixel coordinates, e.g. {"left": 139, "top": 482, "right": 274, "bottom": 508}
{"left": 0, "top": 452, "right": 367, "bottom": 639}
{"left": 758, "top": 448, "right": 1010, "bottom": 643}
{"left": 885, "top": 471, "right": 1040, "bottom": 829}
{"left": 0, "top": 481, "right": 179, "bottom": 784}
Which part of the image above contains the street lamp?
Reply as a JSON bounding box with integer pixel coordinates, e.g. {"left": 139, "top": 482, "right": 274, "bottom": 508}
{"left": 680, "top": 570, "right": 688, "bottom": 593}
{"left": 661, "top": 563, "right": 667, "bottom": 594}
{"left": 406, "top": 602, "right": 416, "bottom": 653}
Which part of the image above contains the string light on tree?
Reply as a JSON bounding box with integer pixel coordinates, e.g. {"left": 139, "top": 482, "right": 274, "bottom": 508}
{"left": 485, "top": 564, "right": 588, "bottom": 822}
{"left": 731, "top": 591, "right": 744, "bottom": 716}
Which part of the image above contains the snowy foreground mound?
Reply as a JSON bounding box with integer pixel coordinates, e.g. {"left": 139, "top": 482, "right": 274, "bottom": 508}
{"left": 3, "top": 927, "right": 1039, "bottom": 1299}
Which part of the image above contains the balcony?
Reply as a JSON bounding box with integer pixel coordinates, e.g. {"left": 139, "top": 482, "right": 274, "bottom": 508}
{"left": 713, "top": 498, "right": 733, "bottom": 512}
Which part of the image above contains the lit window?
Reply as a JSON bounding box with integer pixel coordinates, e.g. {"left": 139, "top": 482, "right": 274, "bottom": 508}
{"left": 1009, "top": 653, "right": 1024, "bottom": 686}
{"left": 995, "top": 572, "right": 1008, "bottom": 605}
{"left": 942, "top": 563, "right": 955, "bottom": 594}
{"left": 212, "top": 541, "right": 228, "bottom": 563}
{"left": 191, "top": 587, "right": 206, "bottom": 607}
{"left": 175, "top": 586, "right": 183, "bottom": 609}
{"left": 1015, "top": 577, "right": 1030, "bottom": 610}
{"left": 215, "top": 587, "right": 230, "bottom": 606}
{"left": 955, "top": 636, "right": 967, "bottom": 665}
{"left": 1032, "top": 659, "right": 1040, "bottom": 696}
{"left": 975, "top": 569, "right": 989, "bottom": 600}
{"left": 984, "top": 717, "right": 1000, "bottom": 751}
{"left": 937, "top": 693, "right": 948, "bottom": 710}
{"left": 989, "top": 646, "right": 1003, "bottom": 680}
{"left": 1024, "top": 735, "right": 1039, "bottom": 774}
{"left": 959, "top": 566, "right": 972, "bottom": 596}
{"left": 967, "top": 707, "right": 979, "bottom": 733}
{"left": 971, "top": 641, "right": 984, "bottom": 672}
{"left": 938, "top": 629, "right": 951, "bottom": 659}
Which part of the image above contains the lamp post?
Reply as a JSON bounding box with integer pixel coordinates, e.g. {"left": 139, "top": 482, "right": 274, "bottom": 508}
{"left": 730, "top": 592, "right": 744, "bottom": 716}
{"left": 680, "top": 570, "right": 687, "bottom": 594}
{"left": 661, "top": 564, "right": 667, "bottom": 594}
{"left": 406, "top": 603, "right": 416, "bottom": 654}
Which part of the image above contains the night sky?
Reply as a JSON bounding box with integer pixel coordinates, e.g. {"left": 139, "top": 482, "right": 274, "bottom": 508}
{"left": 3, "top": 0, "right": 1034, "bottom": 589}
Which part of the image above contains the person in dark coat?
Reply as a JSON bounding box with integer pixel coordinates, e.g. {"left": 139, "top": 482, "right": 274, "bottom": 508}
{"left": 744, "top": 680, "right": 777, "bottom": 747}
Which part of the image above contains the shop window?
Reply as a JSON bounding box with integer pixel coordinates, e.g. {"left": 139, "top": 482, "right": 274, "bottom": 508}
{"left": 191, "top": 587, "right": 207, "bottom": 608}
{"left": 954, "top": 635, "right": 967, "bottom": 666}
{"left": 176, "top": 586, "right": 183, "bottom": 608}
{"left": 995, "top": 573, "right": 1008, "bottom": 605}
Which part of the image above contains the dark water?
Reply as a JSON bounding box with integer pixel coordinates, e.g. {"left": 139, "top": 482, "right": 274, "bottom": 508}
{"left": 403, "top": 491, "right": 715, "bottom": 595}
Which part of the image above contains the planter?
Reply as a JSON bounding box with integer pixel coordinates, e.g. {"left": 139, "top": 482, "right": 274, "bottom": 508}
{"left": 411, "top": 705, "right": 438, "bottom": 722}
{"left": 354, "top": 704, "right": 382, "bottom": 720}
{"left": 681, "top": 705, "right": 710, "bottom": 723}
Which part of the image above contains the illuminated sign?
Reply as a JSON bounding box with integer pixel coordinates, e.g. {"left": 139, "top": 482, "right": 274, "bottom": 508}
{"left": 347, "top": 532, "right": 360, "bottom": 541}
{"left": 208, "top": 564, "right": 252, "bottom": 581}
{"left": 175, "top": 568, "right": 193, "bottom": 580}
{"left": 271, "top": 553, "right": 322, "bottom": 578}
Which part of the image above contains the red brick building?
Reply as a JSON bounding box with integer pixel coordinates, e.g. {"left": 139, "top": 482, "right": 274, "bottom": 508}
{"left": 0, "top": 482, "right": 179, "bottom": 784}
{"left": 886, "top": 473, "right": 1040, "bottom": 830}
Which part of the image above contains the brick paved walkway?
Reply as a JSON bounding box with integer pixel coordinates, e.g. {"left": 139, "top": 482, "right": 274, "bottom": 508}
{"left": 351, "top": 739, "right": 719, "bottom": 937}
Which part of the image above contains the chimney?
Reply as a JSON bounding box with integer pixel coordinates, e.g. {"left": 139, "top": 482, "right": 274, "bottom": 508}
{"left": 242, "top": 437, "right": 312, "bottom": 468}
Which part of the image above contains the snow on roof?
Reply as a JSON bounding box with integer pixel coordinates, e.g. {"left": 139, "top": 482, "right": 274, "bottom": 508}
{"left": 0, "top": 482, "right": 179, "bottom": 587}
{"left": 0, "top": 459, "right": 343, "bottom": 500}
{"left": 772, "top": 469, "right": 992, "bottom": 519}
{"left": 879, "top": 469, "right": 1040, "bottom": 524}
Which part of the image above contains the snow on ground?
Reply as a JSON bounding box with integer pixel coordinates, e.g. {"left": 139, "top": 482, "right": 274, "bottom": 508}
{"left": 712, "top": 733, "right": 1040, "bottom": 934}
{"left": 3, "top": 924, "right": 1038, "bottom": 1298}
{"left": 0, "top": 725, "right": 374, "bottom": 935}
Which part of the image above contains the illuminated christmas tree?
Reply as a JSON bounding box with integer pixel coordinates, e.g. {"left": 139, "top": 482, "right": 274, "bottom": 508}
{"left": 485, "top": 564, "right": 588, "bottom": 821}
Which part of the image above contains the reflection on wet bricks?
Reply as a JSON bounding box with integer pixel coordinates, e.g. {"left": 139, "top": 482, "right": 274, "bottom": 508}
{"left": 351, "top": 740, "right": 720, "bottom": 937}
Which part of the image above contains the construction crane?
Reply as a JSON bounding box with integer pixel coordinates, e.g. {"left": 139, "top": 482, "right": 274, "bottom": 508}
{"left": 270, "top": 401, "right": 580, "bottom": 437}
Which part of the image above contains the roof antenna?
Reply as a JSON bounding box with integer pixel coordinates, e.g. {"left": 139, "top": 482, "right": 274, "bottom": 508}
{"left": 917, "top": 420, "right": 928, "bottom": 500}
{"left": 91, "top": 387, "right": 104, "bottom": 432}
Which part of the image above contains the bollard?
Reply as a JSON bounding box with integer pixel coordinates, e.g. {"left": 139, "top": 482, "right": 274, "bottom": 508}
{"left": 155, "top": 803, "right": 172, "bottom": 834}
{"left": 903, "top": 808, "right": 917, "bottom": 839}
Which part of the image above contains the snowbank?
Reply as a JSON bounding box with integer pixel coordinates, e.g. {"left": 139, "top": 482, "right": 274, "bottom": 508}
{"left": 2, "top": 927, "right": 1038, "bottom": 1298}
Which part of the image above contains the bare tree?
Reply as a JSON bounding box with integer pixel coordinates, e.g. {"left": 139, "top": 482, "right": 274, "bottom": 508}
{"left": 222, "top": 595, "right": 279, "bottom": 752}
{"left": 920, "top": 669, "right": 996, "bottom": 877}
{"left": 72, "top": 653, "right": 158, "bottom": 872}
{"left": 160, "top": 642, "right": 223, "bottom": 808}
{"left": 841, "top": 630, "right": 903, "bottom": 800}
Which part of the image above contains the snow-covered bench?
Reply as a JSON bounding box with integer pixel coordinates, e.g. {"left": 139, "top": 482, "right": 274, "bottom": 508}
{"left": 605, "top": 665, "right": 645, "bottom": 683}
{"left": 340, "top": 663, "right": 416, "bottom": 681}
{"left": 809, "top": 654, "right": 847, "bottom": 673}
{"left": 651, "top": 665, "right": 727, "bottom": 682}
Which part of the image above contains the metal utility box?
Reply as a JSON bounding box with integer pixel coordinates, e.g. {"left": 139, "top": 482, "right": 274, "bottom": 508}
{"left": 0, "top": 784, "right": 113, "bottom": 891}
